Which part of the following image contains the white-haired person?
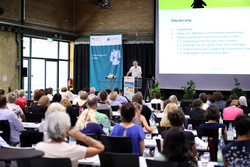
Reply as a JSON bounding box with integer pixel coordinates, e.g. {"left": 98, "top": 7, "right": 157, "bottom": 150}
{"left": 74, "top": 108, "right": 106, "bottom": 140}
{"left": 35, "top": 112, "right": 104, "bottom": 167}
{"left": 169, "top": 95, "right": 183, "bottom": 113}
{"left": 126, "top": 61, "right": 142, "bottom": 78}
{"left": 39, "top": 103, "right": 66, "bottom": 132}
{"left": 88, "top": 87, "right": 96, "bottom": 98}
{"left": 6, "top": 92, "right": 26, "bottom": 122}
{"left": 239, "top": 96, "right": 250, "bottom": 116}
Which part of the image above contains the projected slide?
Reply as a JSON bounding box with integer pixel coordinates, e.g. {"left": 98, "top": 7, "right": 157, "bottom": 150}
{"left": 159, "top": 0, "right": 250, "bottom": 75}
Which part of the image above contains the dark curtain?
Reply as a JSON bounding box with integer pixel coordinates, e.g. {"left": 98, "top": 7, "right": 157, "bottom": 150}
{"left": 74, "top": 44, "right": 90, "bottom": 92}
{"left": 73, "top": 43, "right": 155, "bottom": 93}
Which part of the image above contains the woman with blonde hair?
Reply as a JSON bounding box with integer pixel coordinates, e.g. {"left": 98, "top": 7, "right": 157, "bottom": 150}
{"left": 60, "top": 99, "right": 77, "bottom": 127}
{"left": 160, "top": 102, "right": 178, "bottom": 127}
{"left": 32, "top": 95, "right": 50, "bottom": 116}
{"left": 74, "top": 108, "right": 105, "bottom": 140}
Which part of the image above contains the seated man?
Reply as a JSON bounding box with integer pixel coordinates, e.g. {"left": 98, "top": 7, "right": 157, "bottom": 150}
{"left": 97, "top": 91, "right": 112, "bottom": 118}
{"left": 222, "top": 115, "right": 250, "bottom": 166}
{"left": 0, "top": 95, "right": 24, "bottom": 145}
{"left": 189, "top": 99, "right": 205, "bottom": 120}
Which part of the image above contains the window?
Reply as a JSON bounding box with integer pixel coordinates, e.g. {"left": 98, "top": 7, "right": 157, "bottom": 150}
{"left": 22, "top": 37, "right": 69, "bottom": 100}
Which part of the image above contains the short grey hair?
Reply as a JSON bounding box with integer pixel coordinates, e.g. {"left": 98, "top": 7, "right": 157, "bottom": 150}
{"left": 45, "top": 102, "right": 66, "bottom": 119}
{"left": 6, "top": 93, "right": 17, "bottom": 103}
{"left": 169, "top": 95, "right": 178, "bottom": 104}
{"left": 13, "top": 89, "right": 20, "bottom": 97}
{"left": 90, "top": 87, "right": 96, "bottom": 94}
{"left": 133, "top": 61, "right": 138, "bottom": 65}
{"left": 46, "top": 111, "right": 71, "bottom": 141}
{"left": 133, "top": 102, "right": 142, "bottom": 110}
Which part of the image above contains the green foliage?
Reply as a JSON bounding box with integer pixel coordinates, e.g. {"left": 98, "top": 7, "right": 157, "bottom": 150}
{"left": 182, "top": 80, "right": 196, "bottom": 99}
{"left": 149, "top": 77, "right": 161, "bottom": 99}
{"left": 231, "top": 78, "right": 246, "bottom": 97}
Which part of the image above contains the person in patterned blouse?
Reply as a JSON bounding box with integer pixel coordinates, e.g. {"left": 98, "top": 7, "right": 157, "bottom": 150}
{"left": 222, "top": 115, "right": 250, "bottom": 167}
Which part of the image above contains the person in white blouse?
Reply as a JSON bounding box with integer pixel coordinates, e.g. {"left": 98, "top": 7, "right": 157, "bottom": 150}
{"left": 126, "top": 61, "right": 142, "bottom": 78}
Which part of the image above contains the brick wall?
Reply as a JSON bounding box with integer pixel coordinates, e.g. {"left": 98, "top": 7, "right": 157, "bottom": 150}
{"left": 0, "top": 0, "right": 19, "bottom": 20}
{"left": 0, "top": 31, "right": 18, "bottom": 93}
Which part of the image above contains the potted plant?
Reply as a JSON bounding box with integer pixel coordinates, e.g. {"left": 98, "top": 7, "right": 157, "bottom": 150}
{"left": 149, "top": 77, "right": 161, "bottom": 100}
{"left": 182, "top": 80, "right": 196, "bottom": 100}
{"left": 231, "top": 78, "right": 246, "bottom": 97}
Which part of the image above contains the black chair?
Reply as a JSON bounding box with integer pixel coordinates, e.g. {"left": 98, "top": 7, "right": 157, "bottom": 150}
{"left": 151, "top": 103, "right": 161, "bottom": 111}
{"left": 97, "top": 109, "right": 110, "bottom": 118}
{"left": 156, "top": 139, "right": 163, "bottom": 152}
{"left": 111, "top": 105, "right": 119, "bottom": 111}
{"left": 99, "top": 151, "right": 139, "bottom": 167}
{"left": 157, "top": 126, "right": 166, "bottom": 135}
{"left": 208, "top": 137, "right": 219, "bottom": 162}
{"left": 24, "top": 113, "right": 43, "bottom": 123}
{"left": 20, "top": 130, "right": 44, "bottom": 147}
{"left": 146, "top": 159, "right": 192, "bottom": 167}
{"left": 184, "top": 107, "right": 192, "bottom": 115}
{"left": 29, "top": 157, "right": 71, "bottom": 167}
{"left": 197, "top": 128, "right": 219, "bottom": 139}
{"left": 223, "top": 120, "right": 235, "bottom": 129}
{"left": 77, "top": 133, "right": 97, "bottom": 147}
{"left": 155, "top": 117, "right": 161, "bottom": 127}
{"left": 188, "top": 119, "right": 206, "bottom": 129}
{"left": 100, "top": 135, "right": 133, "bottom": 153}
{"left": 0, "top": 120, "right": 10, "bottom": 143}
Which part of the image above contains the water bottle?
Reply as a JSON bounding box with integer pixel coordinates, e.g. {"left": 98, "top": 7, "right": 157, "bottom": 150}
{"left": 149, "top": 112, "right": 155, "bottom": 127}
{"left": 227, "top": 122, "right": 234, "bottom": 141}
{"left": 69, "top": 136, "right": 76, "bottom": 145}
{"left": 103, "top": 118, "right": 109, "bottom": 134}
{"left": 217, "top": 135, "right": 225, "bottom": 166}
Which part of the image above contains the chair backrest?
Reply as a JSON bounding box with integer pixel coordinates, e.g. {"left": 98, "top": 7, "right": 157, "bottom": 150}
{"left": 188, "top": 119, "right": 206, "bottom": 129}
{"left": 20, "top": 130, "right": 44, "bottom": 147}
{"left": 223, "top": 120, "right": 235, "bottom": 129}
{"left": 151, "top": 103, "right": 161, "bottom": 111}
{"left": 156, "top": 139, "right": 164, "bottom": 152}
{"left": 208, "top": 138, "right": 219, "bottom": 162}
{"left": 24, "top": 113, "right": 43, "bottom": 123}
{"left": 97, "top": 109, "right": 110, "bottom": 118}
{"left": 111, "top": 105, "right": 119, "bottom": 111}
{"left": 146, "top": 159, "right": 192, "bottom": 167}
{"left": 156, "top": 126, "right": 166, "bottom": 135}
{"left": 100, "top": 135, "right": 133, "bottom": 153}
{"left": 0, "top": 120, "right": 10, "bottom": 142}
{"left": 155, "top": 117, "right": 161, "bottom": 127}
{"left": 77, "top": 133, "right": 97, "bottom": 146}
{"left": 29, "top": 157, "right": 71, "bottom": 167}
{"left": 99, "top": 152, "right": 139, "bottom": 167}
{"left": 197, "top": 128, "right": 219, "bottom": 139}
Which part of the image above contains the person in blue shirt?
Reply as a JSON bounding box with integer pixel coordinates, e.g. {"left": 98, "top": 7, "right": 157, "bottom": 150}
{"left": 222, "top": 115, "right": 250, "bottom": 167}
{"left": 110, "top": 103, "right": 145, "bottom": 155}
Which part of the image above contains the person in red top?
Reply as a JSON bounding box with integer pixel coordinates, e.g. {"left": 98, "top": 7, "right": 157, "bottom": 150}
{"left": 223, "top": 100, "right": 243, "bottom": 121}
{"left": 13, "top": 89, "right": 26, "bottom": 111}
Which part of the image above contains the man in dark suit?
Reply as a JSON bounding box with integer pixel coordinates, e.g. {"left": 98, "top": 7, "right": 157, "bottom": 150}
{"left": 189, "top": 99, "right": 205, "bottom": 120}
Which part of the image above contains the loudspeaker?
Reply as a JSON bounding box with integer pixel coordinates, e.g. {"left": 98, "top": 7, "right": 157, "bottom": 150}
{"left": 22, "top": 67, "right": 27, "bottom": 77}
{"left": 0, "top": 8, "right": 4, "bottom": 15}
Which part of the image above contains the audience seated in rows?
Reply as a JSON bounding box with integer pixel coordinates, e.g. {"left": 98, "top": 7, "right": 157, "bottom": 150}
{"left": 35, "top": 111, "right": 104, "bottom": 167}
{"left": 110, "top": 103, "right": 145, "bottom": 155}
{"left": 213, "top": 91, "right": 226, "bottom": 110}
{"left": 132, "top": 92, "right": 151, "bottom": 125}
{"left": 154, "top": 128, "right": 196, "bottom": 167}
{"left": 133, "top": 102, "right": 156, "bottom": 133}
{"left": 108, "top": 91, "right": 122, "bottom": 107}
{"left": 199, "top": 93, "right": 209, "bottom": 110}
{"left": 189, "top": 99, "right": 205, "bottom": 120}
{"left": 222, "top": 115, "right": 250, "bottom": 166}
{"left": 74, "top": 107, "right": 106, "bottom": 140}
{"left": 60, "top": 99, "right": 77, "bottom": 127}
{"left": 32, "top": 95, "right": 50, "bottom": 116}
{"left": 199, "top": 105, "right": 227, "bottom": 137}
{"left": 223, "top": 100, "right": 243, "bottom": 121}
{"left": 76, "top": 91, "right": 88, "bottom": 115}
{"left": 160, "top": 102, "right": 178, "bottom": 128}
{"left": 97, "top": 91, "right": 112, "bottom": 118}
{"left": 6, "top": 92, "right": 26, "bottom": 122}
{"left": 239, "top": 96, "right": 250, "bottom": 116}
{"left": 114, "top": 88, "right": 128, "bottom": 104}
{"left": 151, "top": 92, "right": 164, "bottom": 111}
{"left": 161, "top": 109, "right": 197, "bottom": 156}
{"left": 169, "top": 95, "right": 184, "bottom": 113}
{"left": 0, "top": 95, "right": 24, "bottom": 145}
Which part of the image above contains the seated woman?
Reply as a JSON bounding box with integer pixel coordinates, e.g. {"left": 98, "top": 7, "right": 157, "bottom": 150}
{"left": 108, "top": 91, "right": 122, "bottom": 107}
{"left": 76, "top": 91, "right": 88, "bottom": 115}
{"left": 39, "top": 103, "right": 66, "bottom": 132}
{"left": 223, "top": 100, "right": 243, "bottom": 121}
{"left": 51, "top": 93, "right": 62, "bottom": 103}
{"left": 74, "top": 109, "right": 106, "bottom": 140}
{"left": 154, "top": 128, "right": 196, "bottom": 167}
{"left": 133, "top": 102, "right": 156, "bottom": 133}
{"left": 222, "top": 115, "right": 250, "bottom": 167}
{"left": 160, "top": 102, "right": 178, "bottom": 128}
{"left": 6, "top": 92, "right": 26, "bottom": 121}
{"left": 60, "top": 99, "right": 77, "bottom": 127}
{"left": 239, "top": 96, "right": 250, "bottom": 116}
{"left": 161, "top": 109, "right": 197, "bottom": 156}
{"left": 169, "top": 95, "right": 183, "bottom": 112}
{"left": 110, "top": 103, "right": 145, "bottom": 155}
{"left": 31, "top": 89, "right": 45, "bottom": 107}
{"left": 32, "top": 95, "right": 50, "bottom": 116}
{"left": 35, "top": 111, "right": 104, "bottom": 167}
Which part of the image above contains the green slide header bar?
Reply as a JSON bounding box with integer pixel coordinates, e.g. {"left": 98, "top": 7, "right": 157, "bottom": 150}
{"left": 159, "top": 0, "right": 250, "bottom": 10}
